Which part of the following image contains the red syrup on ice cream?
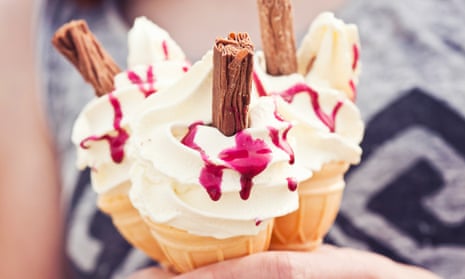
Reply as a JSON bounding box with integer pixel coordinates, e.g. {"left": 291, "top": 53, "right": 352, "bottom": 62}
{"left": 287, "top": 177, "right": 298, "bottom": 191}
{"left": 349, "top": 80, "right": 357, "bottom": 101}
{"left": 81, "top": 66, "right": 157, "bottom": 164}
{"left": 268, "top": 126, "right": 294, "bottom": 164}
{"left": 182, "top": 122, "right": 280, "bottom": 201}
{"left": 349, "top": 43, "right": 360, "bottom": 101}
{"left": 127, "top": 38, "right": 190, "bottom": 96}
{"left": 80, "top": 92, "right": 129, "bottom": 163}
{"left": 181, "top": 122, "right": 225, "bottom": 201}
{"left": 253, "top": 72, "right": 343, "bottom": 133}
{"left": 127, "top": 65, "right": 157, "bottom": 97}
{"left": 268, "top": 98, "right": 294, "bottom": 164}
{"left": 162, "top": 40, "right": 169, "bottom": 60}
{"left": 79, "top": 34, "right": 191, "bottom": 165}
{"left": 127, "top": 63, "right": 190, "bottom": 97}
{"left": 280, "top": 83, "right": 343, "bottom": 132}
{"left": 269, "top": 106, "right": 298, "bottom": 192}
{"left": 220, "top": 132, "right": 273, "bottom": 200}
{"left": 352, "top": 44, "right": 359, "bottom": 71}
{"left": 81, "top": 60, "right": 190, "bottom": 164}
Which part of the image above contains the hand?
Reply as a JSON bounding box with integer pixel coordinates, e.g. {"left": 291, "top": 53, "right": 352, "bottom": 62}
{"left": 128, "top": 245, "right": 440, "bottom": 279}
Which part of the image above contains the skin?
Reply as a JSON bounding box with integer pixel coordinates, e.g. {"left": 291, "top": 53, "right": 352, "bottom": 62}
{"left": 0, "top": 1, "right": 62, "bottom": 279}
{"left": 128, "top": 246, "right": 440, "bottom": 279}
{"left": 0, "top": 0, "right": 441, "bottom": 278}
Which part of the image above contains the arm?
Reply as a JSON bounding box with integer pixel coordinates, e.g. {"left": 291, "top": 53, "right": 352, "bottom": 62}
{"left": 0, "top": 1, "right": 62, "bottom": 278}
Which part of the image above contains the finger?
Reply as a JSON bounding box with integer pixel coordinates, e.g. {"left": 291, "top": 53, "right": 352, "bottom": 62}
{"left": 174, "top": 252, "right": 294, "bottom": 279}
{"left": 127, "top": 267, "right": 175, "bottom": 279}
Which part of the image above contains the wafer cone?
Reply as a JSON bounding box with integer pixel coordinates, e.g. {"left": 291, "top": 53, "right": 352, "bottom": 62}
{"left": 144, "top": 218, "right": 274, "bottom": 273}
{"left": 270, "top": 161, "right": 349, "bottom": 251}
{"left": 97, "top": 181, "right": 169, "bottom": 266}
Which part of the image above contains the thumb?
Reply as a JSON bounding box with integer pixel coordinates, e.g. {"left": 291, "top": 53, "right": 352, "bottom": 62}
{"left": 174, "top": 252, "right": 295, "bottom": 279}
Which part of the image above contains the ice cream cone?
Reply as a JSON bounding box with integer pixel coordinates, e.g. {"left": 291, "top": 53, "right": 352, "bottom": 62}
{"left": 144, "top": 218, "right": 274, "bottom": 273}
{"left": 270, "top": 161, "right": 349, "bottom": 251}
{"left": 97, "top": 181, "right": 169, "bottom": 266}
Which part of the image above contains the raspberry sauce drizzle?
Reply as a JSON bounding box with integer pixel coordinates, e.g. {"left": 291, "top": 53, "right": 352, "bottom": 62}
{"left": 268, "top": 126, "right": 294, "bottom": 164}
{"left": 352, "top": 44, "right": 359, "bottom": 71}
{"left": 181, "top": 122, "right": 273, "bottom": 201}
{"left": 127, "top": 65, "right": 157, "bottom": 97}
{"left": 162, "top": 40, "right": 169, "bottom": 60}
{"left": 220, "top": 132, "right": 272, "bottom": 200}
{"left": 280, "top": 84, "right": 343, "bottom": 132}
{"left": 349, "top": 80, "right": 357, "bottom": 101}
{"left": 253, "top": 71, "right": 268, "bottom": 98}
{"left": 269, "top": 97, "right": 295, "bottom": 164}
{"left": 269, "top": 100, "right": 298, "bottom": 190}
{"left": 349, "top": 43, "right": 359, "bottom": 101}
{"left": 253, "top": 72, "right": 343, "bottom": 133}
{"left": 287, "top": 177, "right": 298, "bottom": 191}
{"left": 181, "top": 122, "right": 225, "bottom": 201}
{"left": 80, "top": 92, "right": 129, "bottom": 163}
{"left": 268, "top": 98, "right": 297, "bottom": 191}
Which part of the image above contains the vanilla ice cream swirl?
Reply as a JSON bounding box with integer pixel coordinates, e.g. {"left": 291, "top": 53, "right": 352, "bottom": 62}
{"left": 252, "top": 12, "right": 364, "bottom": 172}
{"left": 71, "top": 17, "right": 189, "bottom": 194}
{"left": 130, "top": 52, "right": 311, "bottom": 238}
{"left": 298, "top": 12, "right": 361, "bottom": 101}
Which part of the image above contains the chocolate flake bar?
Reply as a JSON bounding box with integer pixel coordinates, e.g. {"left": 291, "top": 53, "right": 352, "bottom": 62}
{"left": 52, "top": 20, "right": 121, "bottom": 96}
{"left": 212, "top": 33, "right": 254, "bottom": 136}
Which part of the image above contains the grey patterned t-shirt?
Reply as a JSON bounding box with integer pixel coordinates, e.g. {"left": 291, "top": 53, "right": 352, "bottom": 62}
{"left": 39, "top": 0, "right": 465, "bottom": 278}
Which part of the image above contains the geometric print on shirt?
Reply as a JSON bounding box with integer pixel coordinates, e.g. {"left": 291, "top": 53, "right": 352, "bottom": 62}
{"left": 328, "top": 87, "right": 465, "bottom": 279}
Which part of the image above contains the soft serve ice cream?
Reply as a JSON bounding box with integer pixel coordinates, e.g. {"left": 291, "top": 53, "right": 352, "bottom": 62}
{"left": 62, "top": 17, "right": 192, "bottom": 265}
{"left": 57, "top": 1, "right": 365, "bottom": 266}
{"left": 253, "top": 12, "right": 364, "bottom": 173}
{"left": 297, "top": 12, "right": 361, "bottom": 101}
{"left": 71, "top": 17, "right": 190, "bottom": 193}
{"left": 130, "top": 51, "right": 311, "bottom": 238}
{"left": 253, "top": 10, "right": 364, "bottom": 250}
